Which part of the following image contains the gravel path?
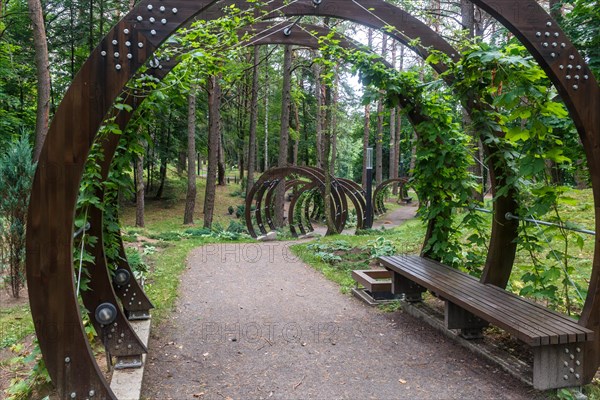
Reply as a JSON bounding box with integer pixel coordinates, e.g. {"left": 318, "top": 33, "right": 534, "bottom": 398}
{"left": 141, "top": 241, "right": 543, "bottom": 400}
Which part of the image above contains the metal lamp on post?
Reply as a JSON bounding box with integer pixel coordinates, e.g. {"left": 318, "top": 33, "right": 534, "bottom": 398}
{"left": 365, "top": 147, "right": 374, "bottom": 229}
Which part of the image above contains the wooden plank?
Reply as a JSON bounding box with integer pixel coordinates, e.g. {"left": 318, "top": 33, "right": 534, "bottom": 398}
{"left": 411, "top": 257, "right": 592, "bottom": 340}
{"left": 381, "top": 257, "right": 549, "bottom": 345}
{"left": 396, "top": 257, "right": 585, "bottom": 342}
{"left": 379, "top": 256, "right": 592, "bottom": 345}
{"left": 387, "top": 256, "right": 592, "bottom": 341}
{"left": 394, "top": 256, "right": 591, "bottom": 342}
{"left": 390, "top": 256, "right": 588, "bottom": 337}
{"left": 385, "top": 257, "right": 561, "bottom": 340}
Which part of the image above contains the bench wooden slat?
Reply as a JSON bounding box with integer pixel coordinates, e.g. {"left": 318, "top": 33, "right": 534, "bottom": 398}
{"left": 389, "top": 256, "right": 591, "bottom": 343}
{"left": 379, "top": 255, "right": 593, "bottom": 346}
{"left": 396, "top": 256, "right": 593, "bottom": 342}
{"left": 393, "top": 256, "right": 589, "bottom": 344}
{"left": 383, "top": 256, "right": 553, "bottom": 345}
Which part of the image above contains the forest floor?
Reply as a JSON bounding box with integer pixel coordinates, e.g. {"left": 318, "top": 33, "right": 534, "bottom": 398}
{"left": 140, "top": 240, "right": 544, "bottom": 400}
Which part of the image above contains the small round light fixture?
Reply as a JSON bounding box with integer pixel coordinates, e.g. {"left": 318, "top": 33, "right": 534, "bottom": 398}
{"left": 113, "top": 268, "right": 131, "bottom": 286}
{"left": 95, "top": 303, "right": 118, "bottom": 325}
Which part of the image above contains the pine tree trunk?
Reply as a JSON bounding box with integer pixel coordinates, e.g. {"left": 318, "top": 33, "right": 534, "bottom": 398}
{"left": 247, "top": 46, "right": 259, "bottom": 196}
{"left": 28, "top": 0, "right": 51, "bottom": 161}
{"left": 204, "top": 75, "right": 222, "bottom": 228}
{"left": 274, "top": 45, "right": 292, "bottom": 228}
{"left": 389, "top": 42, "right": 397, "bottom": 188}
{"left": 292, "top": 98, "right": 300, "bottom": 166}
{"left": 362, "top": 29, "right": 374, "bottom": 190}
{"left": 264, "top": 47, "right": 270, "bottom": 172}
{"left": 362, "top": 103, "right": 371, "bottom": 189}
{"left": 330, "top": 71, "right": 339, "bottom": 175}
{"left": 135, "top": 153, "right": 145, "bottom": 228}
{"left": 323, "top": 81, "right": 336, "bottom": 234}
{"left": 155, "top": 123, "right": 171, "bottom": 199}
{"left": 313, "top": 58, "right": 324, "bottom": 169}
{"left": 393, "top": 106, "right": 402, "bottom": 194}
{"left": 217, "top": 134, "right": 226, "bottom": 186}
{"left": 376, "top": 34, "right": 387, "bottom": 184}
{"left": 177, "top": 151, "right": 186, "bottom": 175}
{"left": 183, "top": 85, "right": 197, "bottom": 225}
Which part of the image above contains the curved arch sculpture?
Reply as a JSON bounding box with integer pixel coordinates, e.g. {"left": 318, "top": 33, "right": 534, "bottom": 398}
{"left": 25, "top": 0, "right": 600, "bottom": 396}
{"left": 244, "top": 166, "right": 346, "bottom": 237}
{"left": 373, "top": 177, "right": 411, "bottom": 216}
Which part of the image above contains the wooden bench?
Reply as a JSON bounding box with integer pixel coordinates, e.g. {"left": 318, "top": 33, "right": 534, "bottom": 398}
{"left": 378, "top": 255, "right": 594, "bottom": 390}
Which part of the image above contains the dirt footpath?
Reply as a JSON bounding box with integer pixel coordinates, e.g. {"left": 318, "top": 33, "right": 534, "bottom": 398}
{"left": 141, "top": 241, "right": 543, "bottom": 400}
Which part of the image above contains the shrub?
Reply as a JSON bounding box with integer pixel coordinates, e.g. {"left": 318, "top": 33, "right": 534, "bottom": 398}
{"left": 0, "top": 138, "right": 36, "bottom": 298}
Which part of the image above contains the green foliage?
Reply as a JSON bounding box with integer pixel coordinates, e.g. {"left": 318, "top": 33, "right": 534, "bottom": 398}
{"left": 364, "top": 237, "right": 396, "bottom": 258}
{"left": 438, "top": 40, "right": 583, "bottom": 310}
{"left": 317, "top": 33, "right": 478, "bottom": 265}
{"left": 124, "top": 247, "right": 150, "bottom": 276}
{"left": 0, "top": 137, "right": 36, "bottom": 297}
{"left": 4, "top": 341, "right": 51, "bottom": 400}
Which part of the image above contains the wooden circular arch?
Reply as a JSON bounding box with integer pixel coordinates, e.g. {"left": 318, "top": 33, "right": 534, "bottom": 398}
{"left": 26, "top": 0, "right": 600, "bottom": 396}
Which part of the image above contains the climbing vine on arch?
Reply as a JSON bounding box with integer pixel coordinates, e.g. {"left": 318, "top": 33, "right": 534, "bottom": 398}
{"left": 431, "top": 40, "right": 587, "bottom": 313}
{"left": 316, "top": 34, "right": 484, "bottom": 267}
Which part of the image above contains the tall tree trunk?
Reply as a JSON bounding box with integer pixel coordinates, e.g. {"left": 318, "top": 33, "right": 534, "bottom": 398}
{"left": 177, "top": 151, "right": 186, "bottom": 175}
{"left": 313, "top": 58, "right": 324, "bottom": 169}
{"left": 217, "top": 133, "right": 226, "bottom": 186}
{"left": 204, "top": 75, "right": 222, "bottom": 228}
{"left": 461, "top": 0, "right": 475, "bottom": 37}
{"left": 292, "top": 98, "right": 300, "bottom": 166}
{"left": 389, "top": 42, "right": 397, "bottom": 187}
{"left": 375, "top": 35, "right": 387, "bottom": 184}
{"left": 323, "top": 79, "right": 335, "bottom": 233}
{"left": 362, "top": 29, "right": 373, "bottom": 190}
{"left": 393, "top": 47, "right": 405, "bottom": 194}
{"left": 183, "top": 85, "right": 197, "bottom": 225}
{"left": 135, "top": 153, "right": 145, "bottom": 227}
{"left": 264, "top": 47, "right": 270, "bottom": 172}
{"left": 28, "top": 0, "right": 51, "bottom": 161}
{"left": 375, "top": 98, "right": 384, "bottom": 184}
{"left": 247, "top": 46, "right": 260, "bottom": 196}
{"left": 330, "top": 71, "right": 339, "bottom": 175}
{"left": 274, "top": 45, "right": 292, "bottom": 228}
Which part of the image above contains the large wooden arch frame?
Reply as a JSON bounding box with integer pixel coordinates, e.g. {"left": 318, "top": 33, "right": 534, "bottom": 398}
{"left": 26, "top": 0, "right": 600, "bottom": 397}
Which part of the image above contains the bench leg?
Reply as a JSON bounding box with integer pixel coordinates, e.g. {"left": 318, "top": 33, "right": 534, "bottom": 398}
{"left": 391, "top": 273, "right": 426, "bottom": 302}
{"left": 533, "top": 344, "right": 586, "bottom": 390}
{"left": 445, "top": 301, "right": 488, "bottom": 339}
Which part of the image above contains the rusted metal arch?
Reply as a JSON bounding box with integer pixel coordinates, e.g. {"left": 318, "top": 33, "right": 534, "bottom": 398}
{"left": 25, "top": 0, "right": 600, "bottom": 396}
{"left": 373, "top": 177, "right": 411, "bottom": 216}
{"left": 292, "top": 168, "right": 367, "bottom": 233}
{"left": 244, "top": 166, "right": 346, "bottom": 237}
{"left": 337, "top": 177, "right": 368, "bottom": 229}
{"left": 296, "top": 166, "right": 350, "bottom": 232}
{"left": 286, "top": 180, "right": 314, "bottom": 236}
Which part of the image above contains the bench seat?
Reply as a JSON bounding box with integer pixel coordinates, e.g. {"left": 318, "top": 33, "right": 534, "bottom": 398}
{"left": 378, "top": 255, "right": 594, "bottom": 389}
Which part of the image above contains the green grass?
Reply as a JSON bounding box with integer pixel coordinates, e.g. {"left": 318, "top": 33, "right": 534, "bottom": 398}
{"left": 0, "top": 304, "right": 34, "bottom": 349}
{"left": 291, "top": 219, "right": 427, "bottom": 293}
